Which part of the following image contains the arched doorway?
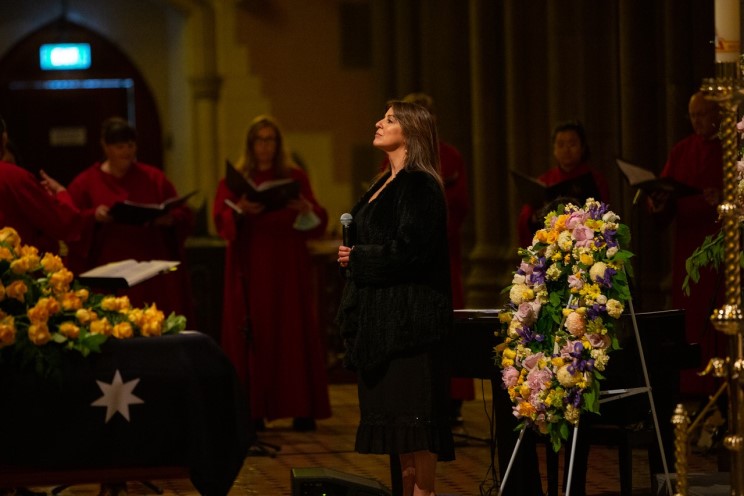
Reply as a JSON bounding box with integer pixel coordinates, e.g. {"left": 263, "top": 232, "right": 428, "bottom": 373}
{"left": 0, "top": 17, "right": 162, "bottom": 185}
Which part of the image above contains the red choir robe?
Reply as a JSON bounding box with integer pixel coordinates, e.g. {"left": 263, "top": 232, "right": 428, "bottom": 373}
{"left": 517, "top": 162, "right": 611, "bottom": 248}
{"left": 440, "top": 142, "right": 475, "bottom": 401}
{"left": 65, "top": 162, "right": 195, "bottom": 320}
{"left": 661, "top": 133, "right": 725, "bottom": 397}
{"left": 213, "top": 166, "right": 331, "bottom": 421}
{"left": 0, "top": 160, "right": 81, "bottom": 253}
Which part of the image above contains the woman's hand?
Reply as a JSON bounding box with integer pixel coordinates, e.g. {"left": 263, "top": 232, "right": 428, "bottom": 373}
{"left": 94, "top": 204, "right": 112, "bottom": 223}
{"left": 236, "top": 196, "right": 265, "bottom": 215}
{"left": 647, "top": 190, "right": 670, "bottom": 213}
{"left": 39, "top": 170, "right": 65, "bottom": 195}
{"left": 337, "top": 245, "right": 352, "bottom": 268}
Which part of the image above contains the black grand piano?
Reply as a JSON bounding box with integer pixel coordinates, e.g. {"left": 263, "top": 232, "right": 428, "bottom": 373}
{"left": 448, "top": 308, "right": 701, "bottom": 496}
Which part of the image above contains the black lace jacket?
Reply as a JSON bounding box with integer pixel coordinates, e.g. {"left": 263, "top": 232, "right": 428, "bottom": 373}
{"left": 336, "top": 168, "right": 453, "bottom": 371}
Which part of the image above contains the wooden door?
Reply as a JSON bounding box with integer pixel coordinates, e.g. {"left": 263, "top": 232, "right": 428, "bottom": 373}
{"left": 0, "top": 19, "right": 162, "bottom": 185}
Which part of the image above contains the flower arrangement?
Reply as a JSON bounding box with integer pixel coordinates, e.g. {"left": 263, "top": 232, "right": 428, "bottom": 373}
{"left": 0, "top": 226, "right": 187, "bottom": 377}
{"left": 495, "top": 198, "right": 634, "bottom": 451}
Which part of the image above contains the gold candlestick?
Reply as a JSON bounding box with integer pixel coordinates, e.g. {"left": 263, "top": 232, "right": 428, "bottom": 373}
{"left": 672, "top": 403, "right": 690, "bottom": 496}
{"left": 695, "top": 58, "right": 744, "bottom": 496}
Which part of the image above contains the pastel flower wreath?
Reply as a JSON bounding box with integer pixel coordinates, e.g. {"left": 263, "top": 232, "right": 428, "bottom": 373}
{"left": 496, "top": 198, "right": 634, "bottom": 451}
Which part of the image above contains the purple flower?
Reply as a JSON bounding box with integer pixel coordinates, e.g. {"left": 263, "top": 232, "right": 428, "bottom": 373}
{"left": 565, "top": 388, "right": 583, "bottom": 408}
{"left": 588, "top": 202, "right": 609, "bottom": 219}
{"left": 586, "top": 303, "right": 606, "bottom": 320}
{"left": 596, "top": 266, "right": 616, "bottom": 287}
{"left": 516, "top": 325, "right": 545, "bottom": 345}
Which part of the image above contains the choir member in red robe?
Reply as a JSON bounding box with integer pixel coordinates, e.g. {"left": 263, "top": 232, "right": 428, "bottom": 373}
{"left": 517, "top": 120, "right": 610, "bottom": 248}
{"left": 64, "top": 117, "right": 194, "bottom": 320}
{"left": 648, "top": 91, "right": 725, "bottom": 398}
{"left": 213, "top": 115, "right": 331, "bottom": 431}
{"left": 0, "top": 115, "right": 80, "bottom": 254}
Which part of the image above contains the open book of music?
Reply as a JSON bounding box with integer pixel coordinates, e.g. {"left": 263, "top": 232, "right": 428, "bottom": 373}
{"left": 109, "top": 191, "right": 197, "bottom": 225}
{"left": 616, "top": 158, "right": 700, "bottom": 198}
{"left": 225, "top": 160, "right": 300, "bottom": 211}
{"left": 78, "top": 259, "right": 180, "bottom": 289}
{"left": 510, "top": 169, "right": 601, "bottom": 207}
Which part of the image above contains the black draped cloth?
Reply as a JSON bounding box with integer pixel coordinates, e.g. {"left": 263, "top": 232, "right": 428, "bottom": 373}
{"left": 0, "top": 332, "right": 252, "bottom": 496}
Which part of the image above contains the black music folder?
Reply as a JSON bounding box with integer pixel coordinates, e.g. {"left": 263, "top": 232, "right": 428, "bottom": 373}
{"left": 616, "top": 158, "right": 700, "bottom": 198}
{"left": 225, "top": 160, "right": 300, "bottom": 210}
{"left": 109, "top": 191, "right": 197, "bottom": 225}
{"left": 510, "top": 169, "right": 601, "bottom": 207}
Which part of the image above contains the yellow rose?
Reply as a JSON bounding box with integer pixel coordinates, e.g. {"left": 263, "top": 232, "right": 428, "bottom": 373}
{"left": 0, "top": 246, "right": 13, "bottom": 262}
{"left": 0, "top": 227, "right": 21, "bottom": 250}
{"left": 519, "top": 384, "right": 531, "bottom": 398}
{"left": 28, "top": 322, "right": 52, "bottom": 345}
{"left": 49, "top": 269, "right": 74, "bottom": 294}
{"left": 554, "top": 214, "right": 568, "bottom": 231}
{"left": 0, "top": 316, "right": 16, "bottom": 348}
{"left": 127, "top": 308, "right": 145, "bottom": 327}
{"left": 112, "top": 322, "right": 134, "bottom": 339}
{"left": 76, "top": 308, "right": 98, "bottom": 324}
{"left": 18, "top": 245, "right": 39, "bottom": 258}
{"left": 90, "top": 318, "right": 112, "bottom": 336}
{"left": 60, "top": 292, "right": 83, "bottom": 311}
{"left": 579, "top": 252, "right": 594, "bottom": 266}
{"left": 59, "top": 321, "right": 81, "bottom": 340}
{"left": 534, "top": 229, "right": 549, "bottom": 243}
{"left": 6, "top": 280, "right": 28, "bottom": 302}
{"left": 41, "top": 252, "right": 65, "bottom": 273}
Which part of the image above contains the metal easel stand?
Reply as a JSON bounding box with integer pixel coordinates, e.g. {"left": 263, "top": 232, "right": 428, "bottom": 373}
{"left": 498, "top": 297, "right": 673, "bottom": 496}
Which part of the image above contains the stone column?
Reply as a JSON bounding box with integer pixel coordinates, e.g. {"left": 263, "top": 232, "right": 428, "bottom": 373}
{"left": 465, "top": 0, "right": 514, "bottom": 308}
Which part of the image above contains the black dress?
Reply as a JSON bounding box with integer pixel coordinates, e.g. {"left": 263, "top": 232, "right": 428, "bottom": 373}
{"left": 337, "top": 170, "right": 455, "bottom": 461}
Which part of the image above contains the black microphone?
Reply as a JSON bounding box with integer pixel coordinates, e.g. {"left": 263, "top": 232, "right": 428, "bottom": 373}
{"left": 340, "top": 213, "right": 353, "bottom": 247}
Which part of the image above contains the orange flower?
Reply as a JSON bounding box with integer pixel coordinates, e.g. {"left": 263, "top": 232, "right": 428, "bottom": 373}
{"left": 41, "top": 252, "right": 65, "bottom": 273}
{"left": 90, "top": 318, "right": 112, "bottom": 336}
{"left": 60, "top": 292, "right": 84, "bottom": 311}
{"left": 28, "top": 322, "right": 51, "bottom": 345}
{"left": 49, "top": 268, "right": 74, "bottom": 294}
{"left": 27, "top": 297, "right": 60, "bottom": 324}
{"left": 75, "top": 308, "right": 98, "bottom": 324}
{"left": 6, "top": 280, "right": 28, "bottom": 302}
{"left": 0, "top": 315, "right": 16, "bottom": 348}
{"left": 0, "top": 246, "right": 13, "bottom": 262}
{"left": 112, "top": 322, "right": 134, "bottom": 339}
{"left": 58, "top": 321, "right": 80, "bottom": 340}
{"left": 0, "top": 227, "right": 21, "bottom": 250}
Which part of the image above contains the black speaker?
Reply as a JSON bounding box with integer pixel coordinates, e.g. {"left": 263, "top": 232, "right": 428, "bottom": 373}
{"left": 291, "top": 467, "right": 392, "bottom": 496}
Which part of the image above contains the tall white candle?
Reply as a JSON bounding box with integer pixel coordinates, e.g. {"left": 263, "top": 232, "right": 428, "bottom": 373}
{"left": 715, "top": 0, "right": 741, "bottom": 62}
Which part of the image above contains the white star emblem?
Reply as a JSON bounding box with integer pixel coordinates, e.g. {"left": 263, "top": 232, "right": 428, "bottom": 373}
{"left": 91, "top": 369, "right": 144, "bottom": 423}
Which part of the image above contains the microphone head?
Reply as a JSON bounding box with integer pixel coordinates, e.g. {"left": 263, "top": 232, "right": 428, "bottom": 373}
{"left": 340, "top": 212, "right": 353, "bottom": 227}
